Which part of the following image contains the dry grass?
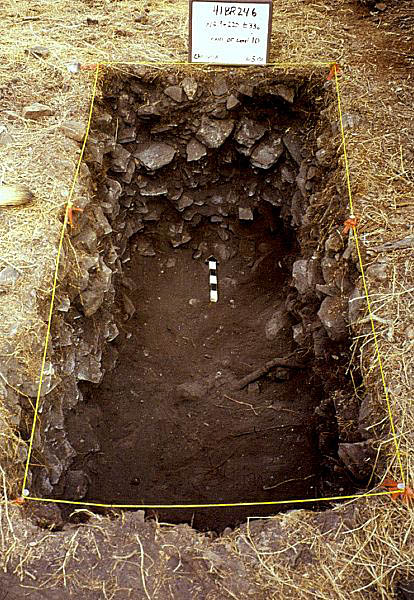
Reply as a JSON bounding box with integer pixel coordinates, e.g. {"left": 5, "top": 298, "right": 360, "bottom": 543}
{"left": 0, "top": 0, "right": 413, "bottom": 597}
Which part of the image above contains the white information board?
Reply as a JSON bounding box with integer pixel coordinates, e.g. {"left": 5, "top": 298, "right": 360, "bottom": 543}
{"left": 190, "top": 1, "right": 272, "bottom": 65}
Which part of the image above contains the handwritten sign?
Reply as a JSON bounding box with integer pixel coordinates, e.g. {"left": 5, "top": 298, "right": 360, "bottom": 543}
{"left": 189, "top": 1, "right": 272, "bottom": 65}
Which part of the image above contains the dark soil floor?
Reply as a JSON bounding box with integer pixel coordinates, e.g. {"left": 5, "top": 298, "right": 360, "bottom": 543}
{"left": 78, "top": 209, "right": 325, "bottom": 530}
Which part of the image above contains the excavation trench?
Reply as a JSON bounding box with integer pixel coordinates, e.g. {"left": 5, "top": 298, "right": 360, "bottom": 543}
{"left": 35, "top": 67, "right": 367, "bottom": 531}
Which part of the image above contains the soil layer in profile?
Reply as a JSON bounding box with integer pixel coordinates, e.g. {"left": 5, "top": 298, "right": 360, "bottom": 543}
{"left": 77, "top": 212, "right": 324, "bottom": 530}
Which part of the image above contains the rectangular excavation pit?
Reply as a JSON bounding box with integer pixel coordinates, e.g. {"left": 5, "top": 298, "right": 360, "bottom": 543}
{"left": 44, "top": 67, "right": 366, "bottom": 531}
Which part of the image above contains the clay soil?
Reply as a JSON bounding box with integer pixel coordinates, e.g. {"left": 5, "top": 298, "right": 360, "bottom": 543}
{"left": 73, "top": 206, "right": 325, "bottom": 530}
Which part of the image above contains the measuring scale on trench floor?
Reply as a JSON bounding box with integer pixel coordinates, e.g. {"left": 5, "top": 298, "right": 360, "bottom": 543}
{"left": 206, "top": 255, "right": 218, "bottom": 303}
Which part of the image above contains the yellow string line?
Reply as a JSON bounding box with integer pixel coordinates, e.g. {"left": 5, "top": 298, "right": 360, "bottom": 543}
{"left": 19, "top": 489, "right": 402, "bottom": 509}
{"left": 333, "top": 69, "right": 406, "bottom": 484}
{"left": 99, "top": 60, "right": 336, "bottom": 67}
{"left": 21, "top": 64, "right": 102, "bottom": 497}
{"left": 19, "top": 60, "right": 405, "bottom": 509}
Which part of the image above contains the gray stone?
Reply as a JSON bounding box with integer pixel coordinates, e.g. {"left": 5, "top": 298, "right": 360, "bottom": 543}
{"left": 271, "top": 84, "right": 295, "bottom": 103}
{"left": 164, "top": 85, "right": 184, "bottom": 102}
{"left": 338, "top": 441, "right": 373, "bottom": 480}
{"left": 21, "top": 362, "right": 60, "bottom": 397}
{"left": 238, "top": 84, "right": 254, "bottom": 97}
{"left": 317, "top": 296, "right": 348, "bottom": 341}
{"left": 64, "top": 470, "right": 89, "bottom": 500}
{"left": 0, "top": 132, "right": 14, "bottom": 145}
{"left": 135, "top": 142, "right": 176, "bottom": 170}
{"left": 118, "top": 126, "right": 136, "bottom": 143}
{"left": 325, "top": 232, "right": 343, "bottom": 254}
{"left": 122, "top": 292, "right": 136, "bottom": 320}
{"left": 181, "top": 77, "right": 198, "bottom": 100}
{"left": 348, "top": 287, "right": 365, "bottom": 324}
{"left": 292, "top": 323, "right": 307, "bottom": 345}
{"left": 22, "top": 103, "right": 54, "bottom": 119}
{"left": 176, "top": 381, "right": 207, "bottom": 402}
{"left": 140, "top": 180, "right": 168, "bottom": 196}
{"left": 111, "top": 144, "right": 131, "bottom": 172}
{"left": 282, "top": 133, "right": 302, "bottom": 164}
{"left": 265, "top": 308, "right": 293, "bottom": 340}
{"left": 27, "top": 46, "right": 51, "bottom": 58}
{"left": 186, "top": 138, "right": 207, "bottom": 162}
{"left": 120, "top": 159, "right": 136, "bottom": 184}
{"left": 0, "top": 266, "right": 21, "bottom": 291}
{"left": 196, "top": 116, "right": 234, "bottom": 149}
{"left": 212, "top": 78, "right": 228, "bottom": 96}
{"left": 92, "top": 206, "right": 112, "bottom": 234}
{"left": 137, "top": 104, "right": 161, "bottom": 118}
{"left": 86, "top": 138, "right": 105, "bottom": 165}
{"left": 226, "top": 94, "right": 240, "bottom": 110}
{"left": 61, "top": 121, "right": 85, "bottom": 142}
{"left": 280, "top": 166, "right": 295, "bottom": 183}
{"left": 250, "top": 136, "right": 283, "bottom": 169}
{"left": 177, "top": 194, "right": 193, "bottom": 211}
{"left": 292, "top": 259, "right": 309, "bottom": 295}
{"left": 80, "top": 257, "right": 112, "bottom": 317}
{"left": 234, "top": 118, "right": 266, "bottom": 149}
{"left": 315, "top": 148, "right": 330, "bottom": 166}
{"left": 365, "top": 262, "right": 389, "bottom": 282}
{"left": 238, "top": 207, "right": 254, "bottom": 220}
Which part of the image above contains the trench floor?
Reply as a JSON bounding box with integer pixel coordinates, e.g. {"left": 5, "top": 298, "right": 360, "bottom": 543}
{"left": 80, "top": 217, "right": 323, "bottom": 530}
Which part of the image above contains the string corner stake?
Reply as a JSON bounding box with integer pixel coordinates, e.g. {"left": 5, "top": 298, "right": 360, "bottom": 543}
{"left": 206, "top": 255, "right": 218, "bottom": 303}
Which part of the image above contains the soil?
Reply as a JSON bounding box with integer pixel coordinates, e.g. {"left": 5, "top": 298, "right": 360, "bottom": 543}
{"left": 70, "top": 204, "right": 326, "bottom": 531}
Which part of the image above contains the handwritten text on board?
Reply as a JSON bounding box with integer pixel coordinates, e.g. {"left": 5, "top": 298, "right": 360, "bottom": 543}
{"left": 191, "top": 2, "right": 271, "bottom": 65}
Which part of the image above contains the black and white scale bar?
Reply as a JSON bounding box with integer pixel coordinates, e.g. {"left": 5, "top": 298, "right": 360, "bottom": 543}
{"left": 207, "top": 256, "right": 218, "bottom": 303}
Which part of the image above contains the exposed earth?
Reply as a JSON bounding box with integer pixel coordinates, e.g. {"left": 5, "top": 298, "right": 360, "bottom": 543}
{"left": 70, "top": 207, "right": 327, "bottom": 530}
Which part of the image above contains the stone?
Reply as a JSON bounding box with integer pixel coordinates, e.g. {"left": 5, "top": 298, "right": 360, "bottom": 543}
{"left": 0, "top": 131, "right": 14, "bottom": 145}
{"left": 280, "top": 166, "right": 295, "bottom": 183}
{"left": 80, "top": 258, "right": 112, "bottom": 317}
{"left": 118, "top": 126, "right": 136, "bottom": 143}
{"left": 348, "top": 287, "right": 365, "bottom": 324}
{"left": 61, "top": 121, "right": 85, "bottom": 142}
{"left": 238, "top": 207, "right": 254, "bottom": 220}
{"left": 177, "top": 194, "right": 193, "bottom": 211}
{"left": 186, "top": 138, "right": 207, "bottom": 162}
{"left": 181, "top": 77, "right": 198, "bottom": 100}
{"left": 137, "top": 104, "right": 161, "bottom": 118}
{"left": 325, "top": 232, "right": 343, "bottom": 254}
{"left": 292, "top": 259, "right": 311, "bottom": 295}
{"left": 292, "top": 323, "right": 307, "bottom": 345}
{"left": 0, "top": 266, "right": 21, "bottom": 291}
{"left": 196, "top": 115, "right": 234, "bottom": 149}
{"left": 282, "top": 133, "right": 302, "bottom": 165}
{"left": 238, "top": 84, "right": 254, "bottom": 97}
{"left": 317, "top": 296, "right": 348, "bottom": 341}
{"left": 212, "top": 78, "right": 228, "bottom": 96}
{"left": 92, "top": 206, "right": 112, "bottom": 234}
{"left": 111, "top": 144, "right": 132, "bottom": 172}
{"left": 365, "top": 262, "right": 389, "bottom": 282}
{"left": 135, "top": 142, "right": 176, "bottom": 170}
{"left": 315, "top": 148, "right": 330, "bottom": 166}
{"left": 27, "top": 46, "right": 50, "bottom": 58}
{"left": 22, "top": 103, "right": 54, "bottom": 119}
{"left": 86, "top": 138, "right": 105, "bottom": 165}
{"left": 176, "top": 381, "right": 207, "bottom": 402}
{"left": 265, "top": 308, "right": 293, "bottom": 340}
{"left": 248, "top": 382, "right": 260, "bottom": 396}
{"left": 122, "top": 292, "right": 136, "bottom": 320}
{"left": 226, "top": 94, "right": 240, "bottom": 110}
{"left": 272, "top": 84, "right": 295, "bottom": 103}
{"left": 140, "top": 181, "right": 168, "bottom": 196}
{"left": 164, "top": 85, "right": 184, "bottom": 102}
{"left": 64, "top": 470, "right": 89, "bottom": 500}
{"left": 20, "top": 361, "right": 60, "bottom": 397}
{"left": 250, "top": 136, "right": 283, "bottom": 169}
{"left": 338, "top": 441, "right": 373, "bottom": 480}
{"left": 120, "top": 159, "right": 136, "bottom": 184}
{"left": 234, "top": 118, "right": 266, "bottom": 149}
